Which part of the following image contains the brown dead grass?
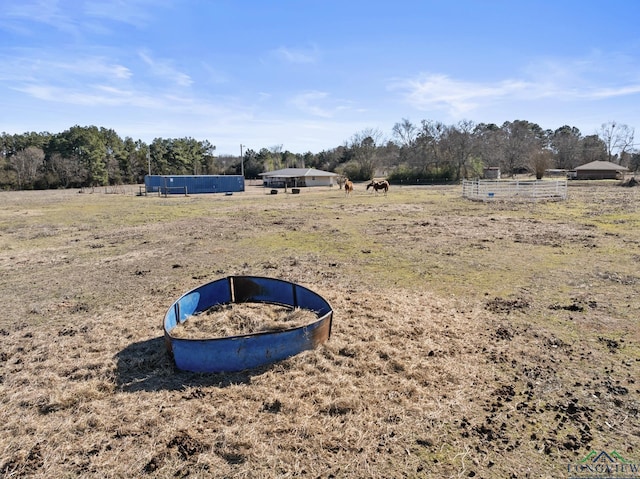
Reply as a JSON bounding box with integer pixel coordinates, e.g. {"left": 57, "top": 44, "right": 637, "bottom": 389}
{"left": 0, "top": 181, "right": 639, "bottom": 478}
{"left": 171, "top": 304, "right": 319, "bottom": 338}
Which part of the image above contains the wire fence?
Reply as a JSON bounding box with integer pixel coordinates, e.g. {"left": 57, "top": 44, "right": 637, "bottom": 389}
{"left": 462, "top": 179, "right": 568, "bottom": 201}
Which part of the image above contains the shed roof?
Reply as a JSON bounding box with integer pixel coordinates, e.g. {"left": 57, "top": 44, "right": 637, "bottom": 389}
{"left": 258, "top": 168, "right": 338, "bottom": 178}
{"left": 574, "top": 161, "right": 628, "bottom": 171}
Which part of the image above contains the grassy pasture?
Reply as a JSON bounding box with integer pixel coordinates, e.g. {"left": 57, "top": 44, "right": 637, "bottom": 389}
{"left": 0, "top": 182, "right": 638, "bottom": 478}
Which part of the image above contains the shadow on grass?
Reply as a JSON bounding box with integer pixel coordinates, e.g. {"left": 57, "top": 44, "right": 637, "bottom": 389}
{"left": 114, "top": 337, "right": 271, "bottom": 392}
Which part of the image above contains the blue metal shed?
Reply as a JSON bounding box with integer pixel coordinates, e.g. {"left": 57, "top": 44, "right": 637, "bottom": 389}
{"left": 144, "top": 175, "right": 244, "bottom": 194}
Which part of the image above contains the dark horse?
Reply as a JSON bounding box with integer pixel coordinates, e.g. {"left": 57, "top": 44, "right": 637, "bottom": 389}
{"left": 366, "top": 180, "right": 389, "bottom": 195}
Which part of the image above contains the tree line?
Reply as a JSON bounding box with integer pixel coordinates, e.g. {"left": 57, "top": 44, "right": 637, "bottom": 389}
{"left": 1, "top": 119, "right": 637, "bottom": 190}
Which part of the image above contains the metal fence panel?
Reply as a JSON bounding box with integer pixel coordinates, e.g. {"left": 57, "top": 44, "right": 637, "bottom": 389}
{"left": 462, "top": 179, "right": 567, "bottom": 201}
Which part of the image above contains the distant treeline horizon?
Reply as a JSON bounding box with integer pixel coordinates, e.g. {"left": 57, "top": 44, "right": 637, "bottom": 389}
{"left": 1, "top": 119, "right": 637, "bottom": 190}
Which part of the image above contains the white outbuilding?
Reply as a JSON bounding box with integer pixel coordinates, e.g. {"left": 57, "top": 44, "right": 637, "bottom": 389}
{"left": 258, "top": 168, "right": 339, "bottom": 188}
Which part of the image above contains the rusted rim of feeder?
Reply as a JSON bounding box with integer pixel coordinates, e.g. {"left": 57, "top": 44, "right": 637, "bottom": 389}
{"left": 163, "top": 276, "right": 333, "bottom": 373}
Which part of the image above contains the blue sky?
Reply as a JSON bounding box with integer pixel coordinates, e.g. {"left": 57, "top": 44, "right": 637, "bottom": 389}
{"left": 1, "top": 0, "right": 639, "bottom": 155}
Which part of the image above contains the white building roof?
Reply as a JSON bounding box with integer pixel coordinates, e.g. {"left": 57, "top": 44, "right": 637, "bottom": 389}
{"left": 258, "top": 168, "right": 339, "bottom": 178}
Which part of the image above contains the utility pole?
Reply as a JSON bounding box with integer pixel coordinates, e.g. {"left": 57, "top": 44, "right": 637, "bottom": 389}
{"left": 240, "top": 144, "right": 245, "bottom": 178}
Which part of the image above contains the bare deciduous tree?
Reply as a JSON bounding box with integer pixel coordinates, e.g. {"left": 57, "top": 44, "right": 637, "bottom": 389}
{"left": 348, "top": 128, "right": 385, "bottom": 179}
{"left": 49, "top": 152, "right": 88, "bottom": 188}
{"left": 446, "top": 120, "right": 476, "bottom": 180}
{"left": 598, "top": 121, "right": 635, "bottom": 164}
{"left": 531, "top": 149, "right": 553, "bottom": 179}
{"left": 500, "top": 120, "right": 543, "bottom": 176}
{"left": 10, "top": 146, "right": 44, "bottom": 188}
{"left": 392, "top": 118, "right": 418, "bottom": 148}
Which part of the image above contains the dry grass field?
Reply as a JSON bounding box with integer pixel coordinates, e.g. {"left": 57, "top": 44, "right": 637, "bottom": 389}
{"left": 0, "top": 180, "right": 639, "bottom": 478}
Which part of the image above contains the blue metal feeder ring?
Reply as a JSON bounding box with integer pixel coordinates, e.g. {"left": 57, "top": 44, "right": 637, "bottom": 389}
{"left": 163, "top": 276, "right": 334, "bottom": 373}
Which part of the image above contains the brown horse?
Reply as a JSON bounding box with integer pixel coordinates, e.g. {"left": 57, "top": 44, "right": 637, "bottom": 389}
{"left": 344, "top": 179, "right": 354, "bottom": 196}
{"left": 366, "top": 180, "right": 389, "bottom": 195}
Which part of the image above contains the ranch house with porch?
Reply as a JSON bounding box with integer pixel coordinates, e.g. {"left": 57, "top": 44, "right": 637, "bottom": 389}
{"left": 259, "top": 168, "right": 339, "bottom": 188}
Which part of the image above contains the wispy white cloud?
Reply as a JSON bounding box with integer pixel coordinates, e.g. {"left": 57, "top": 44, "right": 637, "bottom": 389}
{"left": 0, "top": 51, "right": 132, "bottom": 84}
{"left": 289, "top": 91, "right": 352, "bottom": 118}
{"left": 83, "top": 0, "right": 164, "bottom": 28}
{"left": 0, "top": 0, "right": 80, "bottom": 36}
{"left": 391, "top": 63, "right": 640, "bottom": 117}
{"left": 272, "top": 45, "right": 319, "bottom": 64}
{"left": 0, "top": 0, "right": 164, "bottom": 34}
{"left": 390, "top": 74, "right": 533, "bottom": 115}
{"left": 0, "top": 47, "right": 240, "bottom": 118}
{"left": 587, "top": 84, "right": 640, "bottom": 99}
{"left": 12, "top": 78, "right": 250, "bottom": 122}
{"left": 138, "top": 50, "right": 193, "bottom": 87}
{"left": 58, "top": 56, "right": 133, "bottom": 81}
{"left": 200, "top": 62, "right": 229, "bottom": 85}
{"left": 290, "top": 91, "right": 332, "bottom": 117}
{"left": 14, "top": 83, "right": 154, "bottom": 108}
{"left": 521, "top": 53, "right": 640, "bottom": 101}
